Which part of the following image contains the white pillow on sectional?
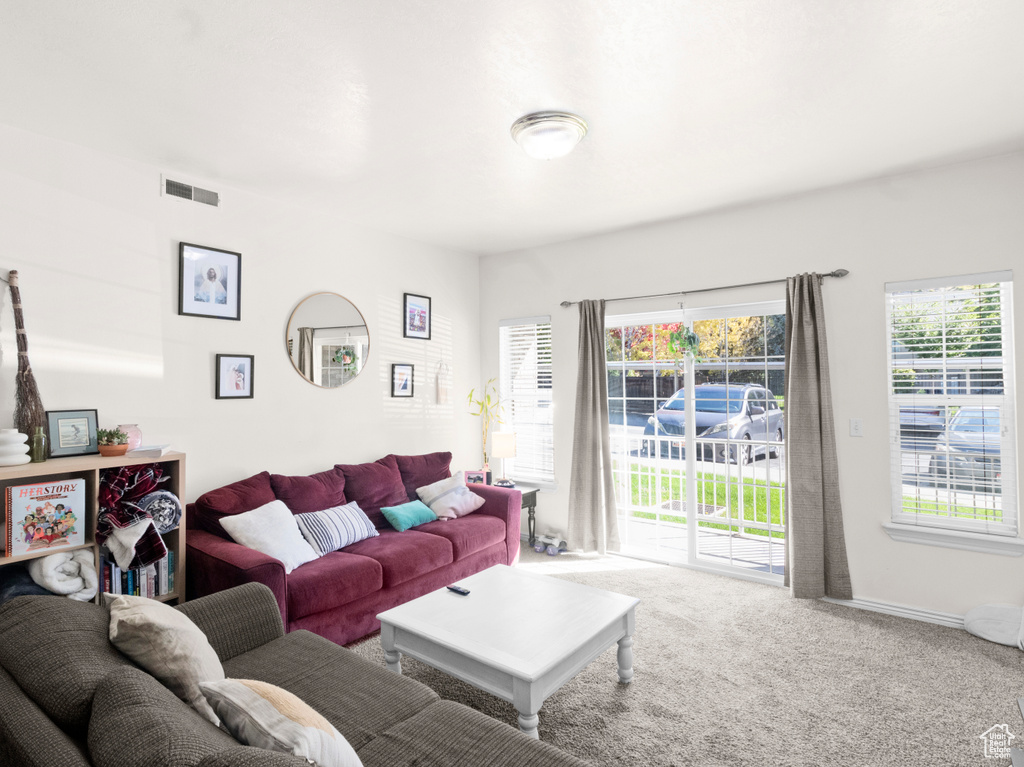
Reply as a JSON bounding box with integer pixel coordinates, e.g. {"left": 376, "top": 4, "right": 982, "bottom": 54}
{"left": 219, "top": 499, "right": 319, "bottom": 573}
{"left": 416, "top": 471, "right": 485, "bottom": 521}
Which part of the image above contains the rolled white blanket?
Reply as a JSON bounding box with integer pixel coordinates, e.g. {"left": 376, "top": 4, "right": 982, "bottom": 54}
{"left": 26, "top": 549, "right": 98, "bottom": 602}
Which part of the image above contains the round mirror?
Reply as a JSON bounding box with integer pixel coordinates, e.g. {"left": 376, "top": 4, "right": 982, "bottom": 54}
{"left": 286, "top": 293, "right": 370, "bottom": 388}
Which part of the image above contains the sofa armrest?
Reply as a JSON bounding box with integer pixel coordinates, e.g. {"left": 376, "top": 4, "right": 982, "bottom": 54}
{"left": 186, "top": 529, "right": 289, "bottom": 629}
{"left": 177, "top": 583, "right": 285, "bottom": 662}
{"left": 469, "top": 484, "right": 522, "bottom": 565}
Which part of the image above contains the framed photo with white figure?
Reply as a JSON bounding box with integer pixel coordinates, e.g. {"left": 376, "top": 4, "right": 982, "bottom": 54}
{"left": 179, "top": 242, "right": 242, "bottom": 321}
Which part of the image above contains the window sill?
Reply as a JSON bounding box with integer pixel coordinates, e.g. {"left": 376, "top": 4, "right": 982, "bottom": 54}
{"left": 882, "top": 522, "right": 1024, "bottom": 557}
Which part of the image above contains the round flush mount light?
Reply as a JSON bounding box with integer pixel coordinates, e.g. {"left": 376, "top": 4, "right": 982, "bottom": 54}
{"left": 510, "top": 111, "right": 588, "bottom": 160}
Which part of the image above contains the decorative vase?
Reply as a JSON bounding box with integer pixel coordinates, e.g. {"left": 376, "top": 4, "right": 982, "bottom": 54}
{"left": 0, "top": 429, "right": 30, "bottom": 466}
{"left": 118, "top": 424, "right": 142, "bottom": 450}
{"left": 98, "top": 443, "right": 130, "bottom": 457}
{"left": 30, "top": 426, "right": 46, "bottom": 463}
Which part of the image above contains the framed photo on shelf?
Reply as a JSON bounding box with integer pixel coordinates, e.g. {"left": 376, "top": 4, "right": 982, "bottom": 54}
{"left": 5, "top": 478, "right": 86, "bottom": 557}
{"left": 391, "top": 364, "right": 414, "bottom": 398}
{"left": 179, "top": 242, "right": 242, "bottom": 321}
{"left": 45, "top": 409, "right": 99, "bottom": 457}
{"left": 216, "top": 354, "right": 254, "bottom": 399}
{"left": 464, "top": 470, "right": 490, "bottom": 485}
{"left": 402, "top": 293, "right": 431, "bottom": 340}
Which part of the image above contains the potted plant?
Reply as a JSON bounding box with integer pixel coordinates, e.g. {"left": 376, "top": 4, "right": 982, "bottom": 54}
{"left": 467, "top": 379, "right": 503, "bottom": 471}
{"left": 96, "top": 427, "right": 130, "bottom": 457}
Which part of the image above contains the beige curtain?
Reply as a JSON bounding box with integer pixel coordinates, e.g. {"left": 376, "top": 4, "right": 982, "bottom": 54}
{"left": 298, "top": 327, "right": 315, "bottom": 382}
{"left": 784, "top": 274, "right": 853, "bottom": 599}
{"left": 567, "top": 299, "right": 619, "bottom": 554}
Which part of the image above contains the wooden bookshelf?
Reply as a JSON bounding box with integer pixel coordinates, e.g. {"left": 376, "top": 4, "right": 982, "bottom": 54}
{"left": 0, "top": 451, "right": 186, "bottom": 603}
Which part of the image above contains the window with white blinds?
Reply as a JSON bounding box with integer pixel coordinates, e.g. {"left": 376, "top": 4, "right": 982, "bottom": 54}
{"left": 499, "top": 317, "right": 555, "bottom": 487}
{"left": 886, "top": 271, "right": 1016, "bottom": 536}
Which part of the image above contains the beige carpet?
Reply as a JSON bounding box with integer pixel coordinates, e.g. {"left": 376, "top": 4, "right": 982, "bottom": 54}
{"left": 350, "top": 551, "right": 1024, "bottom": 766}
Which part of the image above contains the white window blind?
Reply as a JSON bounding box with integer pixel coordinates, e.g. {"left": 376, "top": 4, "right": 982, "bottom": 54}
{"left": 499, "top": 317, "right": 555, "bottom": 486}
{"left": 886, "top": 272, "right": 1016, "bottom": 536}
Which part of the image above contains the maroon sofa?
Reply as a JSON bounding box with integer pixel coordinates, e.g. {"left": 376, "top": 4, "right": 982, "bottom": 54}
{"left": 185, "top": 452, "right": 521, "bottom": 646}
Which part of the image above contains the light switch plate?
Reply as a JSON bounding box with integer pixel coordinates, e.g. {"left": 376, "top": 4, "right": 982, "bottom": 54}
{"left": 850, "top": 418, "right": 864, "bottom": 437}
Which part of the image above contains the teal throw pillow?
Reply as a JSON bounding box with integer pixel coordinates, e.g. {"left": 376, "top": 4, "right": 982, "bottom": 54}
{"left": 380, "top": 500, "right": 437, "bottom": 532}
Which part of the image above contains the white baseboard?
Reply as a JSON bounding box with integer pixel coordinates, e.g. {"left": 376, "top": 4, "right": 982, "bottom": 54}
{"left": 822, "top": 596, "right": 964, "bottom": 629}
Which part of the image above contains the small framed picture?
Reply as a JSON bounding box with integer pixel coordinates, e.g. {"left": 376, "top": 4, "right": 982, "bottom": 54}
{"left": 391, "top": 364, "right": 414, "bottom": 398}
{"left": 403, "top": 293, "right": 431, "bottom": 340}
{"left": 216, "top": 354, "right": 254, "bottom": 399}
{"left": 45, "top": 409, "right": 99, "bottom": 457}
{"left": 179, "top": 242, "right": 242, "bottom": 321}
{"left": 464, "top": 470, "right": 490, "bottom": 485}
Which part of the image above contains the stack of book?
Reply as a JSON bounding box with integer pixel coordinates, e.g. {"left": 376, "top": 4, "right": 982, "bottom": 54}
{"left": 101, "top": 550, "right": 175, "bottom": 598}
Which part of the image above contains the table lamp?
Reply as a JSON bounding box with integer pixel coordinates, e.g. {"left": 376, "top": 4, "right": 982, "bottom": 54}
{"left": 491, "top": 432, "right": 516, "bottom": 488}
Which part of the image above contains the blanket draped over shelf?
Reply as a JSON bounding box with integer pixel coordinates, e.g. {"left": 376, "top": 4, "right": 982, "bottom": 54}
{"left": 97, "top": 464, "right": 169, "bottom": 569}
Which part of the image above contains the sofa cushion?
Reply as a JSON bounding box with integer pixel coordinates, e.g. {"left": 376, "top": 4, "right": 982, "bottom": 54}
{"left": 270, "top": 467, "right": 347, "bottom": 514}
{"left": 0, "top": 595, "right": 135, "bottom": 738}
{"left": 222, "top": 630, "right": 438, "bottom": 752}
{"left": 392, "top": 452, "right": 452, "bottom": 501}
{"left": 194, "top": 471, "right": 276, "bottom": 539}
{"left": 88, "top": 666, "right": 237, "bottom": 767}
{"left": 287, "top": 552, "right": 383, "bottom": 620}
{"left": 341, "top": 529, "right": 453, "bottom": 588}
{"left": 335, "top": 456, "right": 409, "bottom": 529}
{"left": 356, "top": 700, "right": 587, "bottom": 767}
{"left": 414, "top": 515, "right": 507, "bottom": 561}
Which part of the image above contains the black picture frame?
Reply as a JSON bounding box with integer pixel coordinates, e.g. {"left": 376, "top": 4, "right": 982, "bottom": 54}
{"left": 402, "top": 293, "right": 431, "bottom": 340}
{"left": 391, "top": 364, "right": 414, "bottom": 398}
{"left": 179, "top": 242, "right": 242, "bottom": 321}
{"left": 216, "top": 354, "right": 254, "bottom": 399}
{"left": 45, "top": 409, "right": 99, "bottom": 457}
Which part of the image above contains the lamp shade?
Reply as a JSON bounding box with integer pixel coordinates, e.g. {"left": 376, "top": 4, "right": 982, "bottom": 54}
{"left": 491, "top": 432, "right": 517, "bottom": 459}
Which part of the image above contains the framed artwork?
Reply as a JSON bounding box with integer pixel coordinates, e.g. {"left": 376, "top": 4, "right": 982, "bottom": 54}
{"left": 391, "top": 364, "right": 414, "bottom": 398}
{"left": 216, "top": 354, "right": 254, "bottom": 399}
{"left": 464, "top": 470, "right": 487, "bottom": 485}
{"left": 179, "top": 242, "right": 242, "bottom": 321}
{"left": 403, "top": 293, "right": 431, "bottom": 340}
{"left": 45, "top": 409, "right": 99, "bottom": 457}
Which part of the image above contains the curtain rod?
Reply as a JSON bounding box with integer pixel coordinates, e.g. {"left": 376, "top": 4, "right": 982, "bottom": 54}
{"left": 559, "top": 269, "right": 849, "bottom": 308}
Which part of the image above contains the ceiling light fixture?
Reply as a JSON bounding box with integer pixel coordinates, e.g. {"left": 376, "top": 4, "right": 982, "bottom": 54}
{"left": 510, "top": 111, "right": 588, "bottom": 160}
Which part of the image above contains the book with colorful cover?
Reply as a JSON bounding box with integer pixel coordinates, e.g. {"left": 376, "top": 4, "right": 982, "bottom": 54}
{"left": 5, "top": 478, "right": 86, "bottom": 557}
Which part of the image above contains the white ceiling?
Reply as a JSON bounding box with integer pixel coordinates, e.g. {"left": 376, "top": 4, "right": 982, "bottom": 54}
{"left": 1, "top": 1, "right": 1023, "bottom": 255}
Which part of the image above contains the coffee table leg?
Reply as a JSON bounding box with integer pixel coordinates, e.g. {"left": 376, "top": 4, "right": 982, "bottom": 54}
{"left": 380, "top": 624, "right": 402, "bottom": 675}
{"left": 617, "top": 635, "right": 634, "bottom": 684}
{"left": 517, "top": 712, "right": 540, "bottom": 739}
{"left": 513, "top": 679, "right": 541, "bottom": 739}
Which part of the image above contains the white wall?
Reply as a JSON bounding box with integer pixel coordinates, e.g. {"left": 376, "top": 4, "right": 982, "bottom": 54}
{"left": 0, "top": 123, "right": 483, "bottom": 500}
{"left": 480, "top": 151, "right": 1024, "bottom": 615}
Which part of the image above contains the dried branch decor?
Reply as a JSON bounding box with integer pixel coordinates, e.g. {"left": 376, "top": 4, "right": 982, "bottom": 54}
{"left": 8, "top": 271, "right": 46, "bottom": 436}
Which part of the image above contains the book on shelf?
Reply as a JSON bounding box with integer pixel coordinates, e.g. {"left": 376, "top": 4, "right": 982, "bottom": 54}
{"left": 126, "top": 445, "right": 172, "bottom": 458}
{"left": 102, "top": 552, "right": 172, "bottom": 598}
{"left": 5, "top": 478, "right": 86, "bottom": 557}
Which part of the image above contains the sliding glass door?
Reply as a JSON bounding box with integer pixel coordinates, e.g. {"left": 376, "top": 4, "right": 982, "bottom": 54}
{"left": 606, "top": 303, "right": 786, "bottom": 582}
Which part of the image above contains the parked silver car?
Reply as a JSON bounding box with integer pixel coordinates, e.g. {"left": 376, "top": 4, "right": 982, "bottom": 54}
{"left": 928, "top": 406, "right": 1001, "bottom": 492}
{"left": 642, "top": 383, "right": 784, "bottom": 464}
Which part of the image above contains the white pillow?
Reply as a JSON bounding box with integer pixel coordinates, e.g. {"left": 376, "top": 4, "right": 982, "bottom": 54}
{"left": 416, "top": 472, "right": 485, "bottom": 521}
{"left": 219, "top": 499, "right": 319, "bottom": 573}
{"left": 201, "top": 678, "right": 363, "bottom": 767}
{"left": 107, "top": 593, "right": 225, "bottom": 725}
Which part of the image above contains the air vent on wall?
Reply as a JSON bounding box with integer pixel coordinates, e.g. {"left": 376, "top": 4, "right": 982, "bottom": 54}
{"left": 163, "top": 176, "right": 220, "bottom": 207}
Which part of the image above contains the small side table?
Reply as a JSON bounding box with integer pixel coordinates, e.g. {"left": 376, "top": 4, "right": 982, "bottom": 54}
{"left": 521, "top": 489, "right": 538, "bottom": 547}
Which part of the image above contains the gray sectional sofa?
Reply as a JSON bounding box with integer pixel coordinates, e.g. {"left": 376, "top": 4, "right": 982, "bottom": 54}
{"left": 0, "top": 583, "right": 586, "bottom": 767}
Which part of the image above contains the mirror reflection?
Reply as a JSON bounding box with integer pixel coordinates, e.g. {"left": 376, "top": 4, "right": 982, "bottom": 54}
{"left": 286, "top": 292, "right": 370, "bottom": 388}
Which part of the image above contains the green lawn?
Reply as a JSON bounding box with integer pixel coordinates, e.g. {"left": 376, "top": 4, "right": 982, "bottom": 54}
{"left": 618, "top": 461, "right": 786, "bottom": 539}
{"left": 901, "top": 497, "right": 1002, "bottom": 522}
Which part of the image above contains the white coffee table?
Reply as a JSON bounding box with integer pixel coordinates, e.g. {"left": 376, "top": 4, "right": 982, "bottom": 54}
{"left": 377, "top": 564, "right": 639, "bottom": 739}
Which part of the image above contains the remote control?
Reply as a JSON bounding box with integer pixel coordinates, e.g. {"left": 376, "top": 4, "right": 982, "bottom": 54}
{"left": 446, "top": 585, "right": 470, "bottom": 596}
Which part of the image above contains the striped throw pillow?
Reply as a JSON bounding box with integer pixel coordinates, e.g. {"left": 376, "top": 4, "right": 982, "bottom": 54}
{"left": 294, "top": 502, "right": 379, "bottom": 556}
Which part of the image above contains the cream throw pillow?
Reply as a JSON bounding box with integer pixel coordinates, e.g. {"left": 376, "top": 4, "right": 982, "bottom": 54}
{"left": 416, "top": 471, "right": 485, "bottom": 520}
{"left": 219, "top": 499, "right": 319, "bottom": 573}
{"left": 201, "top": 678, "right": 363, "bottom": 767}
{"left": 107, "top": 593, "right": 224, "bottom": 725}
